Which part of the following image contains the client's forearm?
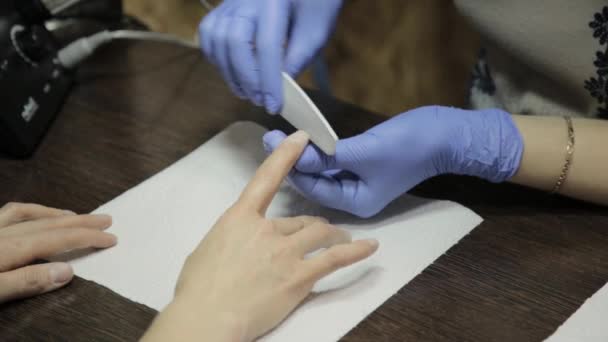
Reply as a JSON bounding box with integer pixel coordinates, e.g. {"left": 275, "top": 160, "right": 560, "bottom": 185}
{"left": 141, "top": 297, "right": 246, "bottom": 342}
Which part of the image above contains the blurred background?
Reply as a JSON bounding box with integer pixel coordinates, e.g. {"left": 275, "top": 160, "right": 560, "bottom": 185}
{"left": 123, "top": 0, "right": 480, "bottom": 117}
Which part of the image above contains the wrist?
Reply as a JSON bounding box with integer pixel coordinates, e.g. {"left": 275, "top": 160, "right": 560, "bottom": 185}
{"left": 143, "top": 295, "right": 248, "bottom": 342}
{"left": 450, "top": 108, "right": 524, "bottom": 182}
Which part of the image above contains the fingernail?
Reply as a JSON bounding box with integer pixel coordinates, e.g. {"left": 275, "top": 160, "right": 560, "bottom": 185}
{"left": 265, "top": 95, "right": 279, "bottom": 114}
{"left": 262, "top": 134, "right": 273, "bottom": 153}
{"left": 263, "top": 141, "right": 272, "bottom": 153}
{"left": 49, "top": 263, "right": 73, "bottom": 285}
{"left": 105, "top": 233, "right": 118, "bottom": 246}
{"left": 63, "top": 210, "right": 77, "bottom": 216}
{"left": 285, "top": 66, "right": 297, "bottom": 78}
{"left": 289, "top": 131, "right": 309, "bottom": 145}
{"left": 366, "top": 239, "right": 379, "bottom": 249}
{"left": 253, "top": 93, "right": 263, "bottom": 106}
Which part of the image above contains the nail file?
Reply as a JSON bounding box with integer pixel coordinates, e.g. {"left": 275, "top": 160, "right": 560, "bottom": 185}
{"left": 281, "top": 72, "right": 339, "bottom": 155}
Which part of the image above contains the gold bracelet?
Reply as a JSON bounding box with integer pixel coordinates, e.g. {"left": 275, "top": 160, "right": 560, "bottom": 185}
{"left": 551, "top": 116, "right": 575, "bottom": 194}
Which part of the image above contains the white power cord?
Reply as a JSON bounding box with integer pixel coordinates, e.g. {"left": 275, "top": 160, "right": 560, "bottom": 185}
{"left": 41, "top": 0, "right": 82, "bottom": 15}
{"left": 200, "top": 0, "right": 215, "bottom": 11}
{"left": 57, "top": 1, "right": 216, "bottom": 69}
{"left": 57, "top": 30, "right": 199, "bottom": 69}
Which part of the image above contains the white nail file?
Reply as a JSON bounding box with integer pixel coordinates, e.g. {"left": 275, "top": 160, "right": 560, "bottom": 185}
{"left": 280, "top": 72, "right": 339, "bottom": 155}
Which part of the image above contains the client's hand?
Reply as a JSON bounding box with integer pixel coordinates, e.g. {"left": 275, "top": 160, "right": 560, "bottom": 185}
{"left": 0, "top": 203, "right": 115, "bottom": 303}
{"left": 143, "top": 131, "right": 379, "bottom": 342}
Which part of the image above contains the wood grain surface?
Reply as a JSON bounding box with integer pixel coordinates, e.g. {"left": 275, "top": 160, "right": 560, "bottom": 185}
{"left": 0, "top": 42, "right": 606, "bottom": 342}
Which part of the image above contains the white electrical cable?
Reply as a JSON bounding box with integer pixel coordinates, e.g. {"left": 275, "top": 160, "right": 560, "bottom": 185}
{"left": 56, "top": 1, "right": 216, "bottom": 69}
{"left": 200, "top": 0, "right": 215, "bottom": 11}
{"left": 111, "top": 30, "right": 199, "bottom": 49}
{"left": 41, "top": 0, "right": 83, "bottom": 15}
{"left": 57, "top": 30, "right": 199, "bottom": 69}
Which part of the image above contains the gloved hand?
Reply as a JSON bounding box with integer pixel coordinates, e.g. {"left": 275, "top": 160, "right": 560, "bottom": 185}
{"left": 263, "top": 106, "right": 524, "bottom": 218}
{"left": 199, "top": 0, "right": 342, "bottom": 114}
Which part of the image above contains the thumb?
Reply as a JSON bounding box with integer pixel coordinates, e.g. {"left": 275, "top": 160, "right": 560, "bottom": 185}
{"left": 0, "top": 262, "right": 73, "bottom": 303}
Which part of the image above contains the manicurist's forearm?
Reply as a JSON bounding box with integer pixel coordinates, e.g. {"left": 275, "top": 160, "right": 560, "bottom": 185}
{"left": 510, "top": 115, "right": 608, "bottom": 205}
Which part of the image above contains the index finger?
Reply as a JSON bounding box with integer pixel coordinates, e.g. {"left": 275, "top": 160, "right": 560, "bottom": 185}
{"left": 237, "top": 131, "right": 309, "bottom": 214}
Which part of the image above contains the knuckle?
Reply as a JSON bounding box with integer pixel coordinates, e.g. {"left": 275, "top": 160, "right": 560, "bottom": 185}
{"left": 3, "top": 202, "right": 20, "bottom": 210}
{"left": 0, "top": 249, "right": 17, "bottom": 271}
{"left": 220, "top": 205, "right": 247, "bottom": 223}
{"left": 302, "top": 216, "right": 324, "bottom": 225}
{"left": 256, "top": 38, "right": 276, "bottom": 53}
{"left": 313, "top": 223, "right": 333, "bottom": 239}
{"left": 227, "top": 24, "right": 243, "bottom": 44}
{"left": 62, "top": 229, "right": 92, "bottom": 246}
{"left": 284, "top": 275, "right": 311, "bottom": 297}
{"left": 0, "top": 238, "right": 27, "bottom": 270}
{"left": 353, "top": 199, "right": 382, "bottom": 219}
{"left": 199, "top": 14, "right": 215, "bottom": 36}
{"left": 230, "top": 16, "right": 254, "bottom": 43}
{"left": 3, "top": 202, "right": 25, "bottom": 219}
{"left": 271, "top": 242, "right": 292, "bottom": 261}
{"left": 258, "top": 220, "right": 276, "bottom": 235}
{"left": 355, "top": 208, "right": 376, "bottom": 219}
{"left": 216, "top": 30, "right": 228, "bottom": 45}
{"left": 57, "top": 215, "right": 84, "bottom": 227}
{"left": 214, "top": 22, "right": 230, "bottom": 43}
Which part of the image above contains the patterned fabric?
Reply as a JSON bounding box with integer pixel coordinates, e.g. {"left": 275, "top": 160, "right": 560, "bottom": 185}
{"left": 457, "top": 1, "right": 606, "bottom": 119}
{"left": 585, "top": 6, "right": 608, "bottom": 119}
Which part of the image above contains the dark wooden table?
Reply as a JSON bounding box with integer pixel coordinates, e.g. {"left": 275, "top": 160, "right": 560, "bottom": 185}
{"left": 1, "top": 42, "right": 607, "bottom": 342}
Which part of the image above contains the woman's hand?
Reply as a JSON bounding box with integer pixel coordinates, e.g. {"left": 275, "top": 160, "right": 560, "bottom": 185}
{"left": 263, "top": 106, "right": 524, "bottom": 218}
{"left": 0, "top": 203, "right": 115, "bottom": 303}
{"left": 199, "top": 0, "right": 343, "bottom": 113}
{"left": 143, "top": 131, "right": 378, "bottom": 342}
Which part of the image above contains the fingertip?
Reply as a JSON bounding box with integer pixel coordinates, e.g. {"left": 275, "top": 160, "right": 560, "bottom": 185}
{"left": 198, "top": 15, "right": 215, "bottom": 60}
{"left": 284, "top": 64, "right": 299, "bottom": 79}
{"left": 97, "top": 232, "right": 118, "bottom": 248}
{"left": 253, "top": 92, "right": 264, "bottom": 107}
{"left": 92, "top": 214, "right": 113, "bottom": 227}
{"left": 265, "top": 94, "right": 281, "bottom": 115}
{"left": 49, "top": 262, "right": 74, "bottom": 285}
{"left": 97, "top": 213, "right": 112, "bottom": 221}
{"left": 287, "top": 131, "right": 310, "bottom": 145}
{"left": 107, "top": 233, "right": 118, "bottom": 246}
{"left": 365, "top": 239, "right": 380, "bottom": 252}
{"left": 263, "top": 130, "right": 288, "bottom": 150}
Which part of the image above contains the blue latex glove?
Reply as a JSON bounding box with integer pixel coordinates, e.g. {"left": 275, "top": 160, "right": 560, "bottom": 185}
{"left": 263, "top": 106, "right": 524, "bottom": 218}
{"left": 199, "top": 0, "right": 342, "bottom": 114}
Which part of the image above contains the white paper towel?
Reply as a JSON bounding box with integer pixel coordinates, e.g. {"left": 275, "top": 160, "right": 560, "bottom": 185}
{"left": 55, "top": 121, "right": 483, "bottom": 341}
{"left": 544, "top": 281, "right": 608, "bottom": 342}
